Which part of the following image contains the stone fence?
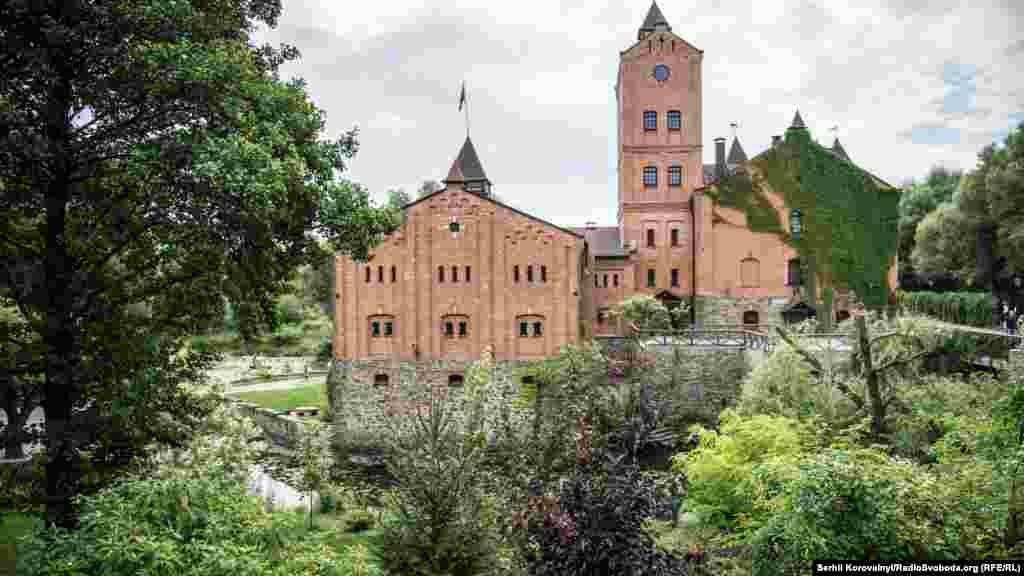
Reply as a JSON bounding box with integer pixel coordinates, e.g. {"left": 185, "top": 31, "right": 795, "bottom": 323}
{"left": 227, "top": 398, "right": 319, "bottom": 449}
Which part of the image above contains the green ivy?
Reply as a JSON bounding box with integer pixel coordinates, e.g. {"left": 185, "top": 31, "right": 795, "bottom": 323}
{"left": 897, "top": 290, "right": 996, "bottom": 327}
{"left": 708, "top": 126, "right": 900, "bottom": 308}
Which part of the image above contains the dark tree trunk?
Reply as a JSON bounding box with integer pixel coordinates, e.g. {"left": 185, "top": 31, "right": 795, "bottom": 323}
{"left": 856, "top": 315, "right": 885, "bottom": 438}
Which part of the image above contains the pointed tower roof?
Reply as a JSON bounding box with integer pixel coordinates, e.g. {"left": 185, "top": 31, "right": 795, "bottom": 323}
{"left": 831, "top": 137, "right": 850, "bottom": 161}
{"left": 727, "top": 137, "right": 748, "bottom": 165}
{"left": 443, "top": 137, "right": 489, "bottom": 184}
{"left": 638, "top": 1, "right": 671, "bottom": 39}
{"left": 790, "top": 110, "right": 806, "bottom": 129}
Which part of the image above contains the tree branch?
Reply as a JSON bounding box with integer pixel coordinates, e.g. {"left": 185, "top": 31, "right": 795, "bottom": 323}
{"left": 876, "top": 350, "right": 931, "bottom": 374}
{"left": 774, "top": 326, "right": 824, "bottom": 374}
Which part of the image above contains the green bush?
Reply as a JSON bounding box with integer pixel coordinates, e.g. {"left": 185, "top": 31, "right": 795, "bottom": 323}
{"left": 341, "top": 509, "right": 376, "bottom": 533}
{"left": 897, "top": 290, "right": 995, "bottom": 327}
{"left": 275, "top": 294, "right": 305, "bottom": 326}
{"left": 16, "top": 472, "right": 345, "bottom": 576}
{"left": 270, "top": 323, "right": 304, "bottom": 347}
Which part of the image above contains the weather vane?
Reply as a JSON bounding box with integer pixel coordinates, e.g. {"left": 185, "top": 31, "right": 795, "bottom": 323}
{"left": 730, "top": 121, "right": 738, "bottom": 139}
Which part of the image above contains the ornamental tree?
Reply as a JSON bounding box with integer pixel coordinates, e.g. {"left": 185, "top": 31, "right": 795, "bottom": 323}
{"left": 0, "top": 0, "right": 395, "bottom": 527}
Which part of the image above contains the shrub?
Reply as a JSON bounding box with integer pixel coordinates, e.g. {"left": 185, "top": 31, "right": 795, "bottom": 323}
{"left": 519, "top": 456, "right": 686, "bottom": 576}
{"left": 275, "top": 293, "right": 305, "bottom": 326}
{"left": 270, "top": 323, "right": 304, "bottom": 347}
{"left": 897, "top": 290, "right": 996, "bottom": 327}
{"left": 317, "top": 337, "right": 333, "bottom": 363}
{"left": 17, "top": 472, "right": 344, "bottom": 576}
{"left": 672, "top": 409, "right": 810, "bottom": 532}
{"left": 341, "top": 509, "right": 376, "bottom": 533}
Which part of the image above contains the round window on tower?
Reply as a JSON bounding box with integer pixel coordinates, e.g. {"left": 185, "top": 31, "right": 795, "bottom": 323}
{"left": 653, "top": 64, "right": 670, "bottom": 82}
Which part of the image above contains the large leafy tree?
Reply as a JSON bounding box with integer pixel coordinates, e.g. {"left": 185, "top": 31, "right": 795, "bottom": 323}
{"left": 897, "top": 166, "right": 962, "bottom": 290}
{"left": 0, "top": 0, "right": 394, "bottom": 527}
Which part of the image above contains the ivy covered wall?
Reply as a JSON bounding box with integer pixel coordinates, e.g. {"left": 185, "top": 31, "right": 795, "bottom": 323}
{"left": 706, "top": 123, "right": 900, "bottom": 309}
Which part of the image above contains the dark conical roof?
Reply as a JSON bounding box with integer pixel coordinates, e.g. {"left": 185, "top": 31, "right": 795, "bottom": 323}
{"left": 831, "top": 137, "right": 850, "bottom": 161}
{"left": 790, "top": 110, "right": 806, "bottom": 129}
{"left": 443, "top": 137, "right": 489, "bottom": 184}
{"left": 727, "top": 137, "right": 747, "bottom": 165}
{"left": 638, "top": 1, "right": 671, "bottom": 37}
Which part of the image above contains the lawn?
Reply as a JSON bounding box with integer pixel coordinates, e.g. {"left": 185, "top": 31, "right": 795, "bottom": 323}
{"left": 233, "top": 383, "right": 327, "bottom": 412}
{"left": 0, "top": 511, "right": 38, "bottom": 576}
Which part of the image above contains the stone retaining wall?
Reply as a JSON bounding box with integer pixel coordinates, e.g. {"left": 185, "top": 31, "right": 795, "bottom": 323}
{"left": 228, "top": 399, "right": 314, "bottom": 448}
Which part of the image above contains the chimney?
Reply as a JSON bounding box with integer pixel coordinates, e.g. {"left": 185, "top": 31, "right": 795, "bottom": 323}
{"left": 714, "top": 137, "right": 726, "bottom": 180}
{"left": 772, "top": 135, "right": 781, "bottom": 147}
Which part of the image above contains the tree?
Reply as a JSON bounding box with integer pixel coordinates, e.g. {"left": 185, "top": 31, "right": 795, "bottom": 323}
{"left": 418, "top": 179, "right": 443, "bottom": 198}
{"left": 0, "top": 0, "right": 395, "bottom": 527}
{"left": 898, "top": 167, "right": 962, "bottom": 290}
{"left": 912, "top": 201, "right": 975, "bottom": 283}
{"left": 385, "top": 187, "right": 411, "bottom": 225}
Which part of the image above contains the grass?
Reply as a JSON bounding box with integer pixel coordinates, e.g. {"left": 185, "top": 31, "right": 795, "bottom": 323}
{"left": 233, "top": 383, "right": 327, "bottom": 412}
{"left": 0, "top": 511, "right": 38, "bottom": 576}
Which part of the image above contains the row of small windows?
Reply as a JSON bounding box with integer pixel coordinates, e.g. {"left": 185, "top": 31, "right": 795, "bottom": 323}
{"left": 644, "top": 228, "right": 683, "bottom": 248}
{"left": 369, "top": 317, "right": 545, "bottom": 339}
{"left": 642, "top": 165, "right": 683, "bottom": 188}
{"left": 595, "top": 273, "right": 620, "bottom": 288}
{"left": 366, "top": 265, "right": 398, "bottom": 283}
{"left": 438, "top": 266, "right": 472, "bottom": 283}
{"left": 643, "top": 110, "right": 683, "bottom": 132}
{"left": 513, "top": 265, "right": 547, "bottom": 283}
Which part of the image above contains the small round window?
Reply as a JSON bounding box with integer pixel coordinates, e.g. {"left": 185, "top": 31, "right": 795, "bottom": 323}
{"left": 653, "top": 64, "right": 670, "bottom": 82}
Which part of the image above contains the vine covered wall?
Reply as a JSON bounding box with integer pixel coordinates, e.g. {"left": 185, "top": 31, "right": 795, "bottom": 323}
{"left": 707, "top": 124, "right": 900, "bottom": 308}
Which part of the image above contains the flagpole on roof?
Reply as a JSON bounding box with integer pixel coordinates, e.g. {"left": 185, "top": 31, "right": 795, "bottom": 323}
{"left": 458, "top": 81, "right": 470, "bottom": 139}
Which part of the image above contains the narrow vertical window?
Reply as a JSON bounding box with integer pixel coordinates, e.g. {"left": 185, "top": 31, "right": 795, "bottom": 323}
{"left": 527, "top": 265, "right": 533, "bottom": 283}
{"left": 391, "top": 265, "right": 397, "bottom": 283}
{"left": 646, "top": 229, "right": 655, "bottom": 248}
{"left": 667, "top": 110, "right": 682, "bottom": 131}
{"left": 671, "top": 229, "right": 679, "bottom": 246}
{"left": 647, "top": 269, "right": 656, "bottom": 288}
{"left": 465, "top": 266, "right": 471, "bottom": 283}
{"left": 452, "top": 265, "right": 458, "bottom": 283}
{"left": 438, "top": 266, "right": 444, "bottom": 283}
{"left": 613, "top": 274, "right": 619, "bottom": 287}
{"left": 595, "top": 275, "right": 599, "bottom": 288}
{"left": 458, "top": 321, "right": 467, "bottom": 337}
{"left": 519, "top": 322, "right": 529, "bottom": 337}
{"left": 514, "top": 265, "right": 520, "bottom": 283}
{"left": 365, "top": 267, "right": 370, "bottom": 283}
{"left": 603, "top": 274, "right": 608, "bottom": 288}
{"left": 669, "top": 165, "right": 682, "bottom": 187}
{"left": 671, "top": 269, "right": 680, "bottom": 287}
{"left": 644, "top": 110, "right": 657, "bottom": 131}
{"left": 643, "top": 166, "right": 657, "bottom": 188}
{"left": 541, "top": 266, "right": 547, "bottom": 283}
{"left": 384, "top": 320, "right": 393, "bottom": 337}
{"left": 371, "top": 321, "right": 380, "bottom": 337}
{"left": 378, "top": 266, "right": 383, "bottom": 283}
{"left": 533, "top": 322, "right": 543, "bottom": 337}
{"left": 445, "top": 321, "right": 454, "bottom": 337}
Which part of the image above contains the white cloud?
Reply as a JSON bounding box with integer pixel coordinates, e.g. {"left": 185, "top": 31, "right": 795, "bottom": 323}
{"left": 255, "top": 0, "right": 1023, "bottom": 226}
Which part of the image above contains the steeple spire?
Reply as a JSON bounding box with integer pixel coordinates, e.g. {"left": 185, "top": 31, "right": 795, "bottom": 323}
{"left": 638, "top": 1, "right": 671, "bottom": 40}
{"left": 831, "top": 137, "right": 850, "bottom": 161}
{"left": 443, "top": 137, "right": 492, "bottom": 197}
{"left": 790, "top": 110, "right": 806, "bottom": 129}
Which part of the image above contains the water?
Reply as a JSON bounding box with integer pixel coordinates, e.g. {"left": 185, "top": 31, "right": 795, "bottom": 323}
{"left": 246, "top": 464, "right": 319, "bottom": 513}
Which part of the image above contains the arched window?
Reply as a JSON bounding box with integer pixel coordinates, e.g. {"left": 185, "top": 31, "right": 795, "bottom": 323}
{"left": 646, "top": 229, "right": 655, "bottom": 247}
{"left": 527, "top": 265, "right": 534, "bottom": 283}
{"left": 391, "top": 265, "right": 397, "bottom": 283}
{"left": 541, "top": 266, "right": 547, "bottom": 282}
{"left": 438, "top": 265, "right": 445, "bottom": 283}
{"left": 365, "top": 267, "right": 370, "bottom": 283}
{"left": 740, "top": 257, "right": 760, "bottom": 287}
{"left": 377, "top": 266, "right": 383, "bottom": 283}
{"left": 514, "top": 265, "right": 520, "bottom": 283}
{"left": 442, "top": 314, "right": 468, "bottom": 339}
{"left": 451, "top": 265, "right": 458, "bottom": 282}
{"left": 517, "top": 315, "right": 545, "bottom": 339}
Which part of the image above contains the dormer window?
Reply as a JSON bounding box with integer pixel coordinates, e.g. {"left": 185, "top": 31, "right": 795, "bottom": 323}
{"left": 643, "top": 111, "right": 657, "bottom": 131}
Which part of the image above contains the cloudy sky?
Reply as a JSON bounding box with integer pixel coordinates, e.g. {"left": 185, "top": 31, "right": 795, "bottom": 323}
{"left": 255, "top": 0, "right": 1024, "bottom": 228}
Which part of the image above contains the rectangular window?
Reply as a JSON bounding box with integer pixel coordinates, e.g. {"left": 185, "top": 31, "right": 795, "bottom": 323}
{"left": 514, "top": 265, "right": 520, "bottom": 283}
{"left": 458, "top": 321, "right": 467, "bottom": 338}
{"left": 365, "top": 267, "right": 370, "bottom": 283}
{"left": 603, "top": 274, "right": 608, "bottom": 288}
{"left": 788, "top": 259, "right": 803, "bottom": 286}
{"left": 671, "top": 269, "right": 679, "bottom": 287}
{"left": 595, "top": 275, "right": 599, "bottom": 288}
{"left": 384, "top": 320, "right": 393, "bottom": 337}
{"left": 527, "top": 265, "right": 533, "bottom": 283}
{"left": 371, "top": 321, "right": 380, "bottom": 337}
{"left": 519, "top": 322, "right": 529, "bottom": 337}
{"left": 445, "top": 321, "right": 454, "bottom": 337}
{"left": 378, "top": 266, "right": 383, "bottom": 283}
{"left": 646, "top": 229, "right": 655, "bottom": 248}
{"left": 647, "top": 269, "right": 656, "bottom": 288}
{"left": 643, "top": 110, "right": 657, "bottom": 131}
{"left": 541, "top": 266, "right": 547, "bottom": 282}
{"left": 669, "top": 166, "right": 682, "bottom": 187}
{"left": 533, "top": 322, "right": 543, "bottom": 337}
{"left": 438, "top": 266, "right": 444, "bottom": 283}
{"left": 452, "top": 265, "right": 458, "bottom": 283}
{"left": 643, "top": 166, "right": 657, "bottom": 188}
{"left": 465, "top": 266, "right": 471, "bottom": 283}
{"left": 613, "top": 274, "right": 619, "bottom": 287}
{"left": 671, "top": 229, "right": 679, "bottom": 246}
{"left": 667, "top": 110, "right": 682, "bottom": 131}
{"left": 391, "top": 266, "right": 396, "bottom": 283}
